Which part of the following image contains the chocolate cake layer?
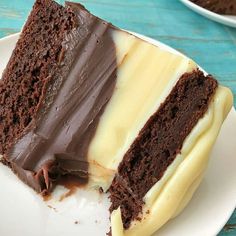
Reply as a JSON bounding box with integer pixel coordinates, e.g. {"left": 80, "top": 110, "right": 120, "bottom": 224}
{"left": 191, "top": 0, "right": 236, "bottom": 15}
{"left": 0, "top": 0, "right": 75, "bottom": 154}
{"left": 109, "top": 70, "right": 217, "bottom": 229}
{"left": 0, "top": 0, "right": 117, "bottom": 193}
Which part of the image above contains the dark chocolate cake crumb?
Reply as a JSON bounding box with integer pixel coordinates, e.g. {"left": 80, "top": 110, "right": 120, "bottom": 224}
{"left": 99, "top": 187, "right": 104, "bottom": 194}
{"left": 106, "top": 228, "right": 112, "bottom": 236}
{"left": 0, "top": 0, "right": 77, "bottom": 155}
{"left": 109, "top": 70, "right": 218, "bottom": 229}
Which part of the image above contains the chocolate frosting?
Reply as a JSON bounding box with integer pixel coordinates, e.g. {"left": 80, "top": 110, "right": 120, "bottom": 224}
{"left": 6, "top": 2, "right": 117, "bottom": 193}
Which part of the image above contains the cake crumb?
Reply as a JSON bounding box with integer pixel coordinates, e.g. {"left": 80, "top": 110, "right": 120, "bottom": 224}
{"left": 99, "top": 187, "right": 104, "bottom": 194}
{"left": 95, "top": 219, "right": 101, "bottom": 224}
{"left": 106, "top": 228, "right": 112, "bottom": 236}
{"left": 59, "top": 187, "right": 77, "bottom": 202}
{"left": 43, "top": 193, "right": 52, "bottom": 201}
{"left": 47, "top": 205, "right": 57, "bottom": 212}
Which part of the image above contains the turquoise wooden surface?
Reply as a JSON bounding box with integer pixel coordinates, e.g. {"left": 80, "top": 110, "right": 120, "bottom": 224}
{"left": 0, "top": 0, "right": 235, "bottom": 235}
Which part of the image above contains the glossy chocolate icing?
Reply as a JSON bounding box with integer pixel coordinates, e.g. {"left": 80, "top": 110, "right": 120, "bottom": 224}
{"left": 5, "top": 2, "right": 117, "bottom": 193}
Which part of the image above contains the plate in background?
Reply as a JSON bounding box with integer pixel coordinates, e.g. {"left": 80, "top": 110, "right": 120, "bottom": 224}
{"left": 0, "top": 33, "right": 236, "bottom": 236}
{"left": 180, "top": 0, "right": 236, "bottom": 28}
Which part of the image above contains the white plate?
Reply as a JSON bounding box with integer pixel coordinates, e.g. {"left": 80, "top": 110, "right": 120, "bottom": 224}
{"left": 0, "top": 33, "right": 236, "bottom": 236}
{"left": 180, "top": 0, "right": 236, "bottom": 28}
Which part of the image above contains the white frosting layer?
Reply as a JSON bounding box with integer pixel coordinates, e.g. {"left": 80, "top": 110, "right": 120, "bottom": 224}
{"left": 88, "top": 30, "right": 197, "bottom": 190}
{"left": 84, "top": 29, "right": 233, "bottom": 235}
{"left": 111, "top": 86, "right": 233, "bottom": 236}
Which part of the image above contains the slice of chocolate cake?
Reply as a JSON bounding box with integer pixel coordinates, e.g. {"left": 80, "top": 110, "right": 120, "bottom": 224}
{"left": 0, "top": 0, "right": 233, "bottom": 236}
{"left": 190, "top": 0, "right": 236, "bottom": 15}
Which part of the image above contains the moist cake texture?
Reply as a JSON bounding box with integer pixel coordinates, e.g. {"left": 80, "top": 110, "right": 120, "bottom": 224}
{"left": 109, "top": 70, "right": 217, "bottom": 229}
{"left": 111, "top": 86, "right": 232, "bottom": 236}
{"left": 0, "top": 0, "right": 233, "bottom": 236}
{"left": 191, "top": 0, "right": 236, "bottom": 15}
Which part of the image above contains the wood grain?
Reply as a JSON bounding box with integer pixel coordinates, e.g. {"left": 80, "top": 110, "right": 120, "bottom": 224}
{"left": 0, "top": 0, "right": 235, "bottom": 235}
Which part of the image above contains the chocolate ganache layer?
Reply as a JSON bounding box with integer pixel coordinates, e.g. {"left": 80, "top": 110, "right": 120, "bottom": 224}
{"left": 109, "top": 70, "right": 217, "bottom": 229}
{"left": 0, "top": 0, "right": 117, "bottom": 194}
